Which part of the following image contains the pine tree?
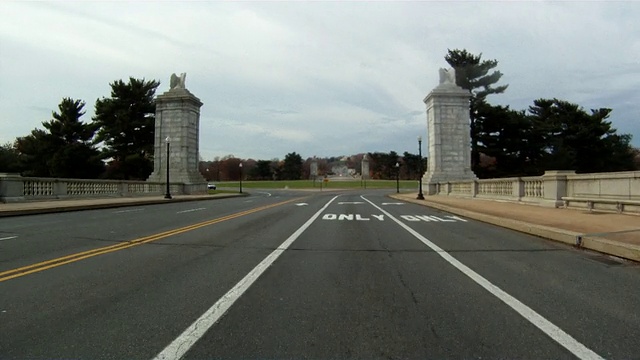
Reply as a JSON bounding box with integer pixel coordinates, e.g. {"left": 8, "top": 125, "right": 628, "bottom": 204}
{"left": 16, "top": 98, "right": 103, "bottom": 178}
{"left": 445, "top": 49, "right": 509, "bottom": 173}
{"left": 93, "top": 77, "right": 159, "bottom": 180}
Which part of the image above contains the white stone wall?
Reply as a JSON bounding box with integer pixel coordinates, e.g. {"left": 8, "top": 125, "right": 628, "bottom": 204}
{"left": 413, "top": 170, "right": 640, "bottom": 214}
{"left": 566, "top": 171, "right": 640, "bottom": 199}
{"left": 0, "top": 174, "right": 182, "bottom": 203}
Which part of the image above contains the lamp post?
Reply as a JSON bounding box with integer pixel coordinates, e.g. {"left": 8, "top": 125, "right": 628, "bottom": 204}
{"left": 417, "top": 136, "right": 425, "bottom": 200}
{"left": 164, "top": 136, "right": 172, "bottom": 199}
{"left": 395, "top": 162, "right": 400, "bottom": 193}
{"left": 239, "top": 162, "right": 243, "bottom": 194}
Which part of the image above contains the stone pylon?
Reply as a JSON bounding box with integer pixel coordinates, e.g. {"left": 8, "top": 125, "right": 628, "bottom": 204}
{"left": 310, "top": 157, "right": 318, "bottom": 180}
{"left": 422, "top": 68, "right": 477, "bottom": 194}
{"left": 147, "top": 73, "right": 206, "bottom": 193}
{"left": 361, "top": 154, "right": 370, "bottom": 180}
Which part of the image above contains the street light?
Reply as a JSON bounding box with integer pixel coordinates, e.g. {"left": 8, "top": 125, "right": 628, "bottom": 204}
{"left": 395, "top": 162, "right": 400, "bottom": 193}
{"left": 417, "top": 136, "right": 425, "bottom": 200}
{"left": 164, "top": 136, "right": 172, "bottom": 199}
{"left": 239, "top": 162, "right": 243, "bottom": 194}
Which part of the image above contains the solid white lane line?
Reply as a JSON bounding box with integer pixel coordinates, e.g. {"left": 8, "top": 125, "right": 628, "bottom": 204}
{"left": 0, "top": 236, "right": 18, "bottom": 241}
{"left": 113, "top": 208, "right": 145, "bottom": 214}
{"left": 153, "top": 195, "right": 340, "bottom": 360}
{"left": 176, "top": 208, "right": 206, "bottom": 214}
{"left": 361, "top": 195, "right": 604, "bottom": 360}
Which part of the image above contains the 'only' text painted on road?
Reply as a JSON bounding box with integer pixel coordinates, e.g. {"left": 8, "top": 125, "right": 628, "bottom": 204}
{"left": 401, "top": 215, "right": 467, "bottom": 222}
{"left": 322, "top": 214, "right": 384, "bottom": 221}
{"left": 321, "top": 214, "right": 467, "bottom": 222}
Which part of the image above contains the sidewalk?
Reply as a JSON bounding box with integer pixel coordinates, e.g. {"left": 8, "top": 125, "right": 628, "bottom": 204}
{"left": 390, "top": 193, "right": 640, "bottom": 262}
{"left": 0, "top": 193, "right": 244, "bottom": 217}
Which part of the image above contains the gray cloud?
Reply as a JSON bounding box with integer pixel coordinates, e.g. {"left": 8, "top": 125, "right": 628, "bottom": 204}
{"left": 1, "top": 1, "right": 639, "bottom": 162}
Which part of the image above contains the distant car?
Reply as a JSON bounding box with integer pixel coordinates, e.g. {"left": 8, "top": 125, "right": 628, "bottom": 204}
{"left": 207, "top": 183, "right": 217, "bottom": 190}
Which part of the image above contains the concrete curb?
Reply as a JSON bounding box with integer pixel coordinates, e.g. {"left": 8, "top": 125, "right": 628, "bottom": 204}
{"left": 390, "top": 194, "right": 640, "bottom": 263}
{"left": 579, "top": 235, "right": 640, "bottom": 263}
{"left": 0, "top": 193, "right": 248, "bottom": 218}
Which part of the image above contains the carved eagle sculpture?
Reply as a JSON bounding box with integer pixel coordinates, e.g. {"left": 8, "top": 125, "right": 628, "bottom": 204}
{"left": 170, "top": 73, "right": 187, "bottom": 89}
{"left": 438, "top": 68, "right": 456, "bottom": 85}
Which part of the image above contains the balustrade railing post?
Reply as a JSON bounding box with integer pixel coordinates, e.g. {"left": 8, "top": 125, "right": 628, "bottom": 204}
{"left": 121, "top": 182, "right": 129, "bottom": 197}
{"left": 514, "top": 178, "right": 524, "bottom": 200}
{"left": 0, "top": 173, "right": 25, "bottom": 203}
{"left": 542, "top": 170, "right": 575, "bottom": 208}
{"left": 54, "top": 179, "right": 66, "bottom": 198}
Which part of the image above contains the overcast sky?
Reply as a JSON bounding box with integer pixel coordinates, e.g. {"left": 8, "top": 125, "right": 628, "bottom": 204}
{"left": 1, "top": 1, "right": 639, "bottom": 161}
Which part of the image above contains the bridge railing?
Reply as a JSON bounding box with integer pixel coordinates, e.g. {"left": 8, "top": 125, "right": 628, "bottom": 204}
{"left": 0, "top": 173, "right": 188, "bottom": 203}
{"left": 428, "top": 170, "right": 640, "bottom": 215}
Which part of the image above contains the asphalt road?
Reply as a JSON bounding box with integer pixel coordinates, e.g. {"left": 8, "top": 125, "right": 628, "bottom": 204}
{"left": 0, "top": 190, "right": 639, "bottom": 359}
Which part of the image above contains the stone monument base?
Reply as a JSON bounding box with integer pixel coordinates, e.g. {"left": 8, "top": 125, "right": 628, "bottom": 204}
{"left": 147, "top": 170, "right": 207, "bottom": 194}
{"left": 423, "top": 170, "right": 477, "bottom": 195}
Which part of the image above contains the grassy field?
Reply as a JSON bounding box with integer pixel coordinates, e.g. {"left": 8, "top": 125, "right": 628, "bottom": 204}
{"left": 210, "top": 179, "right": 419, "bottom": 190}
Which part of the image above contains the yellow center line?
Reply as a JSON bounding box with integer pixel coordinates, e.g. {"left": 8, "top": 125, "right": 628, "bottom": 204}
{"left": 0, "top": 197, "right": 304, "bottom": 283}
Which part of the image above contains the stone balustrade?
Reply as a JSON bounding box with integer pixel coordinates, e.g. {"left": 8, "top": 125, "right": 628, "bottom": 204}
{"left": 0, "top": 173, "right": 192, "bottom": 203}
{"left": 426, "top": 170, "right": 640, "bottom": 215}
{"left": 2, "top": 171, "right": 638, "bottom": 215}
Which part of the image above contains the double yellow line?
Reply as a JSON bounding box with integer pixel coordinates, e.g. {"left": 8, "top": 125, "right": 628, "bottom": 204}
{"left": 0, "top": 198, "right": 301, "bottom": 283}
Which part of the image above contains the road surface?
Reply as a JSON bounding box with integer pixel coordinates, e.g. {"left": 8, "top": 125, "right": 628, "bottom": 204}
{"left": 1, "top": 190, "right": 638, "bottom": 359}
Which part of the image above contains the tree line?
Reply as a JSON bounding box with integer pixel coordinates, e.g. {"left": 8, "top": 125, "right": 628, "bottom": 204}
{"left": 1, "top": 49, "right": 638, "bottom": 180}
{"left": 199, "top": 151, "right": 427, "bottom": 182}
{"left": 445, "top": 48, "right": 639, "bottom": 177}
{"left": 0, "top": 78, "right": 159, "bottom": 180}
{"left": 199, "top": 152, "right": 309, "bottom": 182}
{"left": 0, "top": 77, "right": 425, "bottom": 182}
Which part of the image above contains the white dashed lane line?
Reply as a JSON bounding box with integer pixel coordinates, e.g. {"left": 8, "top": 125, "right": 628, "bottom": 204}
{"left": 113, "top": 208, "right": 145, "bottom": 214}
{"left": 176, "top": 208, "right": 206, "bottom": 214}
